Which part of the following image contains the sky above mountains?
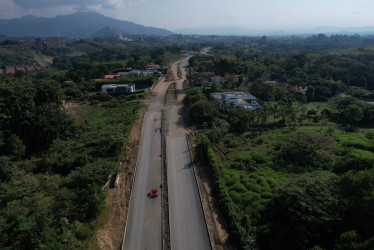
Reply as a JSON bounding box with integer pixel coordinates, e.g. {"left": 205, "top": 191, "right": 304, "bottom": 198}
{"left": 1, "top": 0, "right": 374, "bottom": 31}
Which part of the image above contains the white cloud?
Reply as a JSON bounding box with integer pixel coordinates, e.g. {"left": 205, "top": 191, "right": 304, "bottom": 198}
{"left": 0, "top": 0, "right": 18, "bottom": 19}
{"left": 12, "top": 0, "right": 126, "bottom": 10}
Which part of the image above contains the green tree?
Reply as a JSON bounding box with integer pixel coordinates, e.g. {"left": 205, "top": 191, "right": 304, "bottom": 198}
{"left": 228, "top": 108, "right": 255, "bottom": 132}
{"left": 341, "top": 104, "right": 363, "bottom": 124}
{"left": 258, "top": 171, "right": 342, "bottom": 250}
{"left": 5, "top": 134, "right": 25, "bottom": 159}
{"left": 188, "top": 99, "right": 218, "bottom": 126}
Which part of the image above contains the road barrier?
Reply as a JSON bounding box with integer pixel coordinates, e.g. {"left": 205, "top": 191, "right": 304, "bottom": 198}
{"left": 186, "top": 134, "right": 214, "bottom": 250}
{"left": 161, "top": 110, "right": 171, "bottom": 250}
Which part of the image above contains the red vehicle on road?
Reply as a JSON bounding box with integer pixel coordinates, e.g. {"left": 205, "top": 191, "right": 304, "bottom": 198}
{"left": 148, "top": 188, "right": 158, "bottom": 198}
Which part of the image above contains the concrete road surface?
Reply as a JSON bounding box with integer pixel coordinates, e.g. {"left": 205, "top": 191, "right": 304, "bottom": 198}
{"left": 166, "top": 59, "right": 211, "bottom": 250}
{"left": 122, "top": 78, "right": 169, "bottom": 250}
{"left": 122, "top": 111, "right": 162, "bottom": 250}
{"left": 32, "top": 51, "right": 48, "bottom": 67}
{"left": 123, "top": 54, "right": 210, "bottom": 250}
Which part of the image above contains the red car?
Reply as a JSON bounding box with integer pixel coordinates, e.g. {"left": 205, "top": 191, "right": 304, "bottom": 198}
{"left": 148, "top": 188, "right": 158, "bottom": 198}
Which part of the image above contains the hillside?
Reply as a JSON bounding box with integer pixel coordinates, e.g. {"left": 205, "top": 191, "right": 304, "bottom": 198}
{"left": 0, "top": 12, "right": 173, "bottom": 38}
{"left": 92, "top": 26, "right": 129, "bottom": 38}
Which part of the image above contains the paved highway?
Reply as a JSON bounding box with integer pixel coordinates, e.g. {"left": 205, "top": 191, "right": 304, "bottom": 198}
{"left": 122, "top": 78, "right": 168, "bottom": 250}
{"left": 123, "top": 55, "right": 210, "bottom": 250}
{"left": 32, "top": 51, "right": 48, "bottom": 67}
{"left": 166, "top": 59, "right": 211, "bottom": 250}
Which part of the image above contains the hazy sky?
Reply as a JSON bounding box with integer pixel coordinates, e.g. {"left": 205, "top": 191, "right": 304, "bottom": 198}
{"left": 1, "top": 0, "right": 374, "bottom": 31}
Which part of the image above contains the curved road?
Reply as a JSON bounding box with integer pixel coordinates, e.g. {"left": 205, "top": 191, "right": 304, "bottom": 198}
{"left": 122, "top": 56, "right": 210, "bottom": 250}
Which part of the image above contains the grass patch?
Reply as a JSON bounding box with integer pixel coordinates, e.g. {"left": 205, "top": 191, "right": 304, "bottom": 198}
{"left": 0, "top": 46, "right": 35, "bottom": 65}
{"left": 334, "top": 131, "right": 374, "bottom": 150}
{"left": 350, "top": 148, "right": 374, "bottom": 159}
{"left": 163, "top": 53, "right": 187, "bottom": 65}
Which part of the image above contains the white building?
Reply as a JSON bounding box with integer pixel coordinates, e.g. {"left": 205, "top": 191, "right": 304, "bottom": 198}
{"left": 118, "top": 70, "right": 141, "bottom": 76}
{"left": 210, "top": 92, "right": 260, "bottom": 110}
{"left": 118, "top": 70, "right": 156, "bottom": 77}
{"left": 102, "top": 84, "right": 135, "bottom": 94}
{"left": 139, "top": 70, "right": 155, "bottom": 76}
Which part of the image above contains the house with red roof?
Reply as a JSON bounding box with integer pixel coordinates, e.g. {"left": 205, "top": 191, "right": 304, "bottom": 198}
{"left": 146, "top": 63, "right": 160, "bottom": 70}
{"left": 34, "top": 65, "right": 42, "bottom": 71}
{"left": 15, "top": 66, "right": 26, "bottom": 73}
{"left": 104, "top": 75, "right": 120, "bottom": 80}
{"left": 4, "top": 65, "right": 42, "bottom": 75}
{"left": 25, "top": 65, "right": 36, "bottom": 73}
{"left": 5, "top": 66, "right": 15, "bottom": 74}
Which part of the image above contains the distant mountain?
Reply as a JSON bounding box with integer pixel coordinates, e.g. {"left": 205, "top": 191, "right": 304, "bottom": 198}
{"left": 175, "top": 27, "right": 253, "bottom": 36}
{"left": 175, "top": 26, "right": 374, "bottom": 36}
{"left": 310, "top": 26, "right": 374, "bottom": 35}
{"left": 175, "top": 27, "right": 298, "bottom": 36}
{"left": 0, "top": 33, "right": 6, "bottom": 41}
{"left": 0, "top": 12, "right": 173, "bottom": 38}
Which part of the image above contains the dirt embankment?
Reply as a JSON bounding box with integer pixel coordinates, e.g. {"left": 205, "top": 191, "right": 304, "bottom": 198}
{"left": 187, "top": 133, "right": 237, "bottom": 250}
{"left": 63, "top": 100, "right": 146, "bottom": 249}
{"left": 95, "top": 103, "right": 146, "bottom": 250}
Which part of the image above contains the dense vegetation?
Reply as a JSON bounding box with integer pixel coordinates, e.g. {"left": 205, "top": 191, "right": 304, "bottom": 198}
{"left": 0, "top": 38, "right": 187, "bottom": 248}
{"left": 185, "top": 36, "right": 374, "bottom": 250}
{"left": 2, "top": 33, "right": 374, "bottom": 249}
{"left": 48, "top": 39, "right": 196, "bottom": 71}
{"left": 0, "top": 72, "right": 145, "bottom": 248}
{"left": 0, "top": 39, "right": 36, "bottom": 65}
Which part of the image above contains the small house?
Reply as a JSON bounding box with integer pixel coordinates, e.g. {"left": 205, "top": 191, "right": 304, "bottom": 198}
{"left": 104, "top": 75, "right": 120, "bottom": 80}
{"left": 102, "top": 84, "right": 136, "bottom": 94}
{"left": 25, "top": 65, "right": 36, "bottom": 73}
{"left": 5, "top": 66, "right": 15, "bottom": 74}
{"left": 15, "top": 66, "right": 26, "bottom": 73}
{"left": 146, "top": 64, "right": 160, "bottom": 70}
{"left": 118, "top": 70, "right": 141, "bottom": 76}
{"left": 210, "top": 92, "right": 260, "bottom": 111}
{"left": 211, "top": 76, "right": 221, "bottom": 84}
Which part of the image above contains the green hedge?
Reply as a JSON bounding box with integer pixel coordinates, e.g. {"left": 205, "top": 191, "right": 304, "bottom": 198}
{"left": 200, "top": 135, "right": 248, "bottom": 249}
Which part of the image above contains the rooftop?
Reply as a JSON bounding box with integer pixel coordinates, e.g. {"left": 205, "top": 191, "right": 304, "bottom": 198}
{"left": 210, "top": 92, "right": 257, "bottom": 101}
{"left": 102, "top": 83, "right": 134, "bottom": 87}
{"left": 104, "top": 75, "right": 120, "bottom": 79}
